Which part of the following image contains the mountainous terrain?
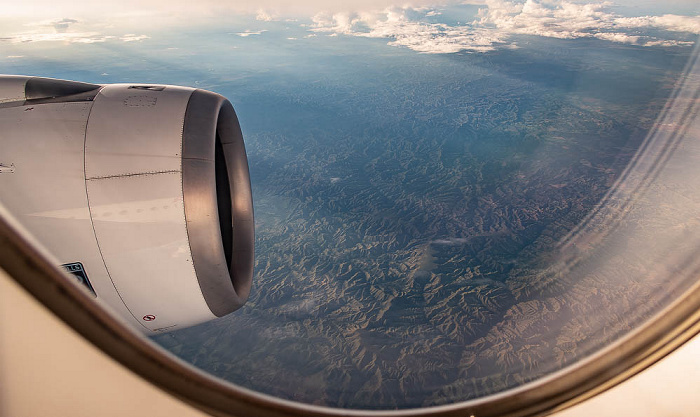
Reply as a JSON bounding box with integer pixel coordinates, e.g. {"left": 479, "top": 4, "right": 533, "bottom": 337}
{"left": 155, "top": 37, "right": 693, "bottom": 408}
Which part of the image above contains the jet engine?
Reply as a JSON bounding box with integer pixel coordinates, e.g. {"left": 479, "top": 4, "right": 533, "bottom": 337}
{"left": 0, "top": 76, "right": 254, "bottom": 333}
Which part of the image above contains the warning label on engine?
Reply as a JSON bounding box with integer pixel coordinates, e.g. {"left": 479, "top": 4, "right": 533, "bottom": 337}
{"left": 62, "top": 262, "right": 96, "bottom": 297}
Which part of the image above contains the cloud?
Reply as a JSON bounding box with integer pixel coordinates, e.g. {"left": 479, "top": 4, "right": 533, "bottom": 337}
{"left": 2, "top": 18, "right": 149, "bottom": 44}
{"left": 256, "top": 9, "right": 278, "bottom": 21}
{"left": 121, "top": 34, "right": 150, "bottom": 42}
{"left": 311, "top": 8, "right": 511, "bottom": 53}
{"left": 4, "top": 32, "right": 111, "bottom": 43}
{"left": 234, "top": 29, "right": 268, "bottom": 37}
{"left": 474, "top": 0, "right": 618, "bottom": 39}
{"left": 50, "top": 18, "right": 79, "bottom": 32}
{"left": 614, "top": 14, "right": 700, "bottom": 34}
{"left": 593, "top": 31, "right": 638, "bottom": 44}
{"left": 311, "top": 0, "right": 700, "bottom": 54}
{"left": 24, "top": 18, "right": 80, "bottom": 32}
{"left": 474, "top": 1, "right": 700, "bottom": 40}
{"left": 3, "top": 31, "right": 150, "bottom": 44}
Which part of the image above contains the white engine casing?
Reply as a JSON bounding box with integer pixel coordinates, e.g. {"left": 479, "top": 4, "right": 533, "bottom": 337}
{"left": 0, "top": 75, "right": 254, "bottom": 333}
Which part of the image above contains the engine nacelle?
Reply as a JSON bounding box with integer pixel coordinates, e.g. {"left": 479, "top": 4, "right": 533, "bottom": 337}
{"left": 0, "top": 76, "right": 254, "bottom": 333}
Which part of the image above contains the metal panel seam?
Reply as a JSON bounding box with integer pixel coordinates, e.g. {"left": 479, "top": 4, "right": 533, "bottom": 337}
{"left": 83, "top": 88, "right": 150, "bottom": 332}
{"left": 86, "top": 170, "right": 181, "bottom": 181}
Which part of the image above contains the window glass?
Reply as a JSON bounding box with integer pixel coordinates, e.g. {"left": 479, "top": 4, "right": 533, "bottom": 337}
{"left": 4, "top": 0, "right": 700, "bottom": 409}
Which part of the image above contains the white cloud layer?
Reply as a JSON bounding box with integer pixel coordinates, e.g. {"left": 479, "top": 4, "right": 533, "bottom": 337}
{"left": 256, "top": 9, "right": 278, "bottom": 21}
{"left": 234, "top": 29, "right": 268, "bottom": 37}
{"left": 121, "top": 34, "right": 150, "bottom": 42}
{"left": 312, "top": 8, "right": 513, "bottom": 53}
{"left": 2, "top": 1, "right": 698, "bottom": 53}
{"left": 311, "top": 0, "right": 700, "bottom": 54}
{"left": 1, "top": 18, "right": 149, "bottom": 44}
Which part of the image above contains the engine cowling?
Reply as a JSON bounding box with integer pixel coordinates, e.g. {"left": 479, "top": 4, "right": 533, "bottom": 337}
{"left": 0, "top": 75, "right": 254, "bottom": 333}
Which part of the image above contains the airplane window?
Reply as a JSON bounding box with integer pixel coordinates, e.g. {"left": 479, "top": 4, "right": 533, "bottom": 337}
{"left": 2, "top": 0, "right": 700, "bottom": 413}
